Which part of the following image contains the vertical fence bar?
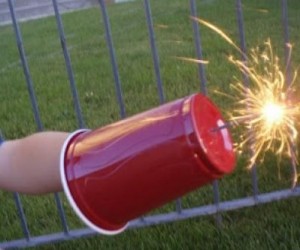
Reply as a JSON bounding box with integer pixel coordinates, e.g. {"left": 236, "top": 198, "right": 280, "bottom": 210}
{"left": 144, "top": 0, "right": 180, "bottom": 212}
{"left": 281, "top": 0, "right": 292, "bottom": 86}
{"left": 53, "top": 193, "right": 69, "bottom": 234}
{"left": 8, "top": 0, "right": 36, "bottom": 240}
{"left": 51, "top": 0, "right": 90, "bottom": 234}
{"left": 211, "top": 181, "right": 222, "bottom": 225}
{"left": 189, "top": 0, "right": 221, "bottom": 225}
{"left": 97, "top": 0, "right": 126, "bottom": 118}
{"left": 10, "top": 0, "right": 70, "bottom": 236}
{"left": 236, "top": 0, "right": 259, "bottom": 198}
{"left": 235, "top": 0, "right": 248, "bottom": 84}
{"left": 175, "top": 199, "right": 182, "bottom": 214}
{"left": 189, "top": 0, "right": 207, "bottom": 95}
{"left": 143, "top": 0, "right": 165, "bottom": 104}
{"left": 13, "top": 193, "right": 31, "bottom": 241}
{"left": 7, "top": 0, "right": 43, "bottom": 131}
{"left": 52, "top": 0, "right": 85, "bottom": 128}
{"left": 144, "top": 0, "right": 181, "bottom": 213}
{"left": 281, "top": 0, "right": 297, "bottom": 186}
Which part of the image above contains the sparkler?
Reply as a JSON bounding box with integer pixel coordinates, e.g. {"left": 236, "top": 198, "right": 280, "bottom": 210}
{"left": 228, "top": 44, "right": 299, "bottom": 169}
{"left": 187, "top": 17, "right": 300, "bottom": 186}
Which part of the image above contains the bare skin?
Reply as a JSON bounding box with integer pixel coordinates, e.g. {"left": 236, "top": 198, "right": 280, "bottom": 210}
{"left": 0, "top": 132, "right": 69, "bottom": 194}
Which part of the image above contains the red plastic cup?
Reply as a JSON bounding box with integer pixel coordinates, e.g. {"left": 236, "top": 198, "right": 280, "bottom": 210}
{"left": 60, "top": 93, "right": 235, "bottom": 235}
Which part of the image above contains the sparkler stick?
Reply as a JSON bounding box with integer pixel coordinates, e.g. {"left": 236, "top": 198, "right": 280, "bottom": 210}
{"left": 211, "top": 122, "right": 232, "bottom": 132}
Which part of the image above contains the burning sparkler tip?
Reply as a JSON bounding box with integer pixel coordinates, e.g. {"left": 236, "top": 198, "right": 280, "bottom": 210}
{"left": 194, "top": 17, "right": 300, "bottom": 186}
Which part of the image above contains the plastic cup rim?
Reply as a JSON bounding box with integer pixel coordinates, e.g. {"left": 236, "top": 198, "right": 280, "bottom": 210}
{"left": 59, "top": 129, "right": 128, "bottom": 235}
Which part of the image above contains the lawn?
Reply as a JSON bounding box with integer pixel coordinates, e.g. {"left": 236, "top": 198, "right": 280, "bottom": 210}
{"left": 1, "top": 0, "right": 300, "bottom": 249}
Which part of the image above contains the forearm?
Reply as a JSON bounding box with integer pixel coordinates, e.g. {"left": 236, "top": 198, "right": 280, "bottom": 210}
{"left": 0, "top": 132, "right": 69, "bottom": 194}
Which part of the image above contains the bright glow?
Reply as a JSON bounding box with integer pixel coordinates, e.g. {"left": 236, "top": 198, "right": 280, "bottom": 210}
{"left": 262, "top": 102, "right": 284, "bottom": 126}
{"left": 192, "top": 18, "right": 300, "bottom": 186}
{"left": 227, "top": 40, "right": 299, "bottom": 180}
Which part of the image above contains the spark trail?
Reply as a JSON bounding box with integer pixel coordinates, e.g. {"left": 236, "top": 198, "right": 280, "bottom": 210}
{"left": 188, "top": 17, "right": 300, "bottom": 186}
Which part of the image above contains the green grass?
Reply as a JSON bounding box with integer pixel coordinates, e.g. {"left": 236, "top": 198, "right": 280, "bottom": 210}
{"left": 1, "top": 0, "right": 300, "bottom": 249}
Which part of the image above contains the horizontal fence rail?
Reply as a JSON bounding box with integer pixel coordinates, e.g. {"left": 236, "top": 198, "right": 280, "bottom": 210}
{"left": 0, "top": 0, "right": 300, "bottom": 248}
{"left": 2, "top": 188, "right": 300, "bottom": 249}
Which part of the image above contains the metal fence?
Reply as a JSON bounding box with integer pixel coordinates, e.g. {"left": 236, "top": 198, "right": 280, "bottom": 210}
{"left": 1, "top": 0, "right": 300, "bottom": 248}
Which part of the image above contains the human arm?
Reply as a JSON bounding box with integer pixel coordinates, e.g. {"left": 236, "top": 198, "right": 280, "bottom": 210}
{"left": 0, "top": 131, "right": 69, "bottom": 195}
